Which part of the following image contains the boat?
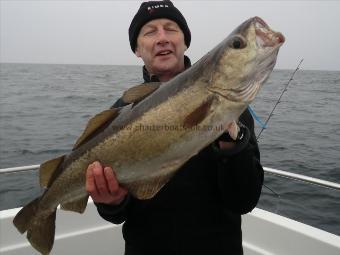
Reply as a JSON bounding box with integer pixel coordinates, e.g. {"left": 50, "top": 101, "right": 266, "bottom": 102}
{"left": 1, "top": 165, "right": 340, "bottom": 255}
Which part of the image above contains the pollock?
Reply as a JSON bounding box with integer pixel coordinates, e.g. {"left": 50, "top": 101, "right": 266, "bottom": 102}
{"left": 13, "top": 17, "right": 284, "bottom": 254}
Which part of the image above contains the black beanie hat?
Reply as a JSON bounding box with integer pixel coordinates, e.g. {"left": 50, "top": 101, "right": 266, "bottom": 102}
{"left": 129, "top": 0, "right": 191, "bottom": 52}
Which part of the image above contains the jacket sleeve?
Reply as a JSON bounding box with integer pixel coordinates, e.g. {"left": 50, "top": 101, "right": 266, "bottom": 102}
{"left": 95, "top": 194, "right": 131, "bottom": 224}
{"left": 214, "top": 109, "right": 264, "bottom": 214}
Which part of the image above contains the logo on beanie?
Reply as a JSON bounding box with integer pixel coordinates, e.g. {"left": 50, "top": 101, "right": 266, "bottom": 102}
{"left": 147, "top": 4, "right": 169, "bottom": 14}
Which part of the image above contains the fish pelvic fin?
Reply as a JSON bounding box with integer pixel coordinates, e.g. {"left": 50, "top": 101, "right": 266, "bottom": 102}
{"left": 61, "top": 195, "right": 89, "bottom": 213}
{"left": 127, "top": 171, "right": 175, "bottom": 200}
{"left": 40, "top": 155, "right": 66, "bottom": 188}
{"left": 13, "top": 197, "right": 57, "bottom": 255}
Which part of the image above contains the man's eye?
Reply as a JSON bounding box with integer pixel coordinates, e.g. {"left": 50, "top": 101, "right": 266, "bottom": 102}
{"left": 144, "top": 30, "right": 156, "bottom": 36}
{"left": 166, "top": 27, "right": 178, "bottom": 32}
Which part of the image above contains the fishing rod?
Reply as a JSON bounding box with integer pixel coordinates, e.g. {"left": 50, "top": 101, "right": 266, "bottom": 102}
{"left": 249, "top": 59, "right": 304, "bottom": 210}
{"left": 256, "top": 58, "right": 304, "bottom": 140}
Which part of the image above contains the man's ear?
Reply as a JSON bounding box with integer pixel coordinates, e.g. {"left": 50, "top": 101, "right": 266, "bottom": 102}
{"left": 135, "top": 46, "right": 141, "bottom": 58}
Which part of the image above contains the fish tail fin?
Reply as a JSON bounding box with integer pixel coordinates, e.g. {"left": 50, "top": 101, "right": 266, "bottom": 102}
{"left": 13, "top": 197, "right": 40, "bottom": 234}
{"left": 27, "top": 210, "right": 56, "bottom": 255}
{"left": 13, "top": 197, "right": 57, "bottom": 255}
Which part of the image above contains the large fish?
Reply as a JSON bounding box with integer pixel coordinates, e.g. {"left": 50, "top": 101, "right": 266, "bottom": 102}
{"left": 13, "top": 16, "right": 284, "bottom": 254}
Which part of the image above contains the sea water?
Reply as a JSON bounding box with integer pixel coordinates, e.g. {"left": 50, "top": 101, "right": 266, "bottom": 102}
{"left": 0, "top": 63, "right": 339, "bottom": 235}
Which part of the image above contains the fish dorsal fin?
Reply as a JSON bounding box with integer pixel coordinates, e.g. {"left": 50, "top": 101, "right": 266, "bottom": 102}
{"left": 73, "top": 108, "right": 119, "bottom": 150}
{"left": 126, "top": 171, "right": 174, "bottom": 200}
{"left": 183, "top": 96, "right": 214, "bottom": 128}
{"left": 40, "top": 155, "right": 66, "bottom": 188}
{"left": 122, "top": 82, "right": 161, "bottom": 105}
{"left": 61, "top": 195, "right": 89, "bottom": 213}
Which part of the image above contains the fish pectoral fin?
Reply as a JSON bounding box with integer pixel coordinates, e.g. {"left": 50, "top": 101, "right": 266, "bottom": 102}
{"left": 61, "top": 195, "right": 89, "bottom": 213}
{"left": 126, "top": 172, "right": 174, "bottom": 200}
{"left": 183, "top": 95, "right": 215, "bottom": 128}
{"left": 40, "top": 155, "right": 66, "bottom": 188}
{"left": 122, "top": 82, "right": 161, "bottom": 105}
{"left": 73, "top": 108, "right": 119, "bottom": 150}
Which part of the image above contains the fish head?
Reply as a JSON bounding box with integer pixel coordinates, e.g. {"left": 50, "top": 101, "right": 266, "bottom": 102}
{"left": 207, "top": 16, "right": 285, "bottom": 104}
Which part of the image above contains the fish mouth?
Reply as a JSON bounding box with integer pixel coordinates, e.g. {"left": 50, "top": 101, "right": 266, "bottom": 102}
{"left": 210, "top": 17, "right": 285, "bottom": 104}
{"left": 227, "top": 17, "right": 284, "bottom": 102}
{"left": 254, "top": 16, "right": 285, "bottom": 49}
{"left": 224, "top": 17, "right": 285, "bottom": 104}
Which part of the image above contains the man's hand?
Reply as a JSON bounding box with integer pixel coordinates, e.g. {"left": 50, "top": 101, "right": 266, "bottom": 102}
{"left": 219, "top": 121, "right": 240, "bottom": 150}
{"left": 86, "top": 161, "right": 128, "bottom": 205}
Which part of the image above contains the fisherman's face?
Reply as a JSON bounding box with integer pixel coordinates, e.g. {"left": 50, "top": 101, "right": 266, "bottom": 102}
{"left": 135, "top": 19, "right": 187, "bottom": 80}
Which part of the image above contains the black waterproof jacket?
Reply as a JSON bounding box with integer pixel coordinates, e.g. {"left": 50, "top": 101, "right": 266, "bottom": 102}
{"left": 95, "top": 57, "right": 264, "bottom": 255}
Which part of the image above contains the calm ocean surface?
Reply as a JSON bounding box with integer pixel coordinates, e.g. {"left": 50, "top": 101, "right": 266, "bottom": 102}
{"left": 0, "top": 63, "right": 339, "bottom": 235}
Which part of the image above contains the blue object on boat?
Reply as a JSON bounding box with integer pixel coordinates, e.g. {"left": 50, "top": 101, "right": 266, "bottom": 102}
{"left": 248, "top": 106, "right": 267, "bottom": 129}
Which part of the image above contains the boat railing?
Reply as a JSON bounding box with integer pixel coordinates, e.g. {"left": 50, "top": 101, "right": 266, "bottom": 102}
{"left": 0, "top": 165, "right": 40, "bottom": 174}
{"left": 0, "top": 165, "right": 340, "bottom": 191}
{"left": 264, "top": 167, "right": 340, "bottom": 191}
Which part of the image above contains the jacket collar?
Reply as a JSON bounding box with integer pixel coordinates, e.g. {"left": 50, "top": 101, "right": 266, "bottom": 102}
{"left": 142, "top": 55, "right": 192, "bottom": 83}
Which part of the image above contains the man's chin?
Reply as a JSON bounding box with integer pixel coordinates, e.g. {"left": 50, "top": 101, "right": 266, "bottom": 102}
{"left": 152, "top": 60, "right": 178, "bottom": 73}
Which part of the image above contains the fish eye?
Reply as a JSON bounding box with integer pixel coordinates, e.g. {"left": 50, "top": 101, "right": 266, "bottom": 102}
{"left": 231, "top": 36, "right": 247, "bottom": 49}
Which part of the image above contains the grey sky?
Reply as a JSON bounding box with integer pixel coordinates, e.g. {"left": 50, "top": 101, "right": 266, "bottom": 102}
{"left": 1, "top": 1, "right": 339, "bottom": 70}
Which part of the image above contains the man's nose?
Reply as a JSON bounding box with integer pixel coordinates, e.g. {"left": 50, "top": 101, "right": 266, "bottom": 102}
{"left": 156, "top": 29, "right": 169, "bottom": 45}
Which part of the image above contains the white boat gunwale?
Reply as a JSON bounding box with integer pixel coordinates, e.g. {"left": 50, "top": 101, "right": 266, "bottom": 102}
{"left": 1, "top": 200, "right": 340, "bottom": 255}
{"left": 1, "top": 165, "right": 340, "bottom": 254}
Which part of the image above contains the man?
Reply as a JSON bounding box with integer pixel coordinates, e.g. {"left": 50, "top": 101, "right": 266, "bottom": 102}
{"left": 86, "top": 1, "right": 263, "bottom": 254}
